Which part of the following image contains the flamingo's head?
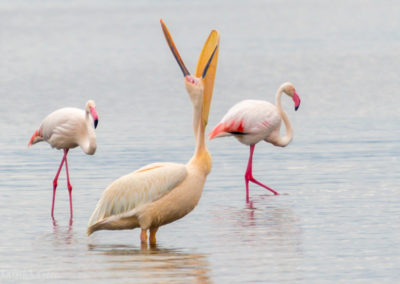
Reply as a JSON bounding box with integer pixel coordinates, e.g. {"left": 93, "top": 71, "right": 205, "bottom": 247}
{"left": 85, "top": 100, "right": 99, "bottom": 129}
{"left": 281, "top": 82, "right": 301, "bottom": 111}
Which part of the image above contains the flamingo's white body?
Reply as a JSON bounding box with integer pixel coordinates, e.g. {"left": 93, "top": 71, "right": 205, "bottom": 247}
{"left": 209, "top": 83, "right": 301, "bottom": 201}
{"left": 87, "top": 20, "right": 219, "bottom": 246}
{"left": 28, "top": 100, "right": 99, "bottom": 219}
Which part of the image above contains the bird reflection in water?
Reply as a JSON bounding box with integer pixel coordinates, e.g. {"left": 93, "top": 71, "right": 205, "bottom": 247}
{"left": 88, "top": 243, "right": 211, "bottom": 283}
{"left": 212, "top": 194, "right": 302, "bottom": 250}
{"left": 50, "top": 218, "right": 75, "bottom": 246}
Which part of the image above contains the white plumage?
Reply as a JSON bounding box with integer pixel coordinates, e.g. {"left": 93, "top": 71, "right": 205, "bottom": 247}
{"left": 86, "top": 20, "right": 219, "bottom": 245}
{"left": 29, "top": 100, "right": 99, "bottom": 219}
{"left": 88, "top": 162, "right": 187, "bottom": 226}
{"left": 30, "top": 100, "right": 98, "bottom": 154}
{"left": 209, "top": 83, "right": 301, "bottom": 200}
{"left": 214, "top": 99, "right": 282, "bottom": 146}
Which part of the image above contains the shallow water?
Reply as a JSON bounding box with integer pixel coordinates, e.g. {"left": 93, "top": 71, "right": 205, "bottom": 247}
{"left": 1, "top": 0, "right": 400, "bottom": 282}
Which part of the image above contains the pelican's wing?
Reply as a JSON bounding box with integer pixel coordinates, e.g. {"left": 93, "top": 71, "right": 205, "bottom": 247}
{"left": 88, "top": 162, "right": 187, "bottom": 227}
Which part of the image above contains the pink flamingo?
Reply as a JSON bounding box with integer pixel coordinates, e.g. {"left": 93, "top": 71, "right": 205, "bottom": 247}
{"left": 209, "top": 83, "right": 301, "bottom": 202}
{"left": 28, "top": 100, "right": 99, "bottom": 219}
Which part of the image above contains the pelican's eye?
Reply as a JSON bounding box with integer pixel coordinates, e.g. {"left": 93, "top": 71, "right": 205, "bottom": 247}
{"left": 185, "top": 76, "right": 200, "bottom": 85}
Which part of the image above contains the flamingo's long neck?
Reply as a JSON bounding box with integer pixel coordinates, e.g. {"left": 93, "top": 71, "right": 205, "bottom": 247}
{"left": 274, "top": 87, "right": 293, "bottom": 147}
{"left": 81, "top": 110, "right": 96, "bottom": 155}
{"left": 188, "top": 101, "right": 212, "bottom": 175}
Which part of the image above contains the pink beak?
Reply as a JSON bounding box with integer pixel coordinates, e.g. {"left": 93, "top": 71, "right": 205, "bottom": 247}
{"left": 90, "top": 107, "right": 99, "bottom": 129}
{"left": 293, "top": 91, "right": 301, "bottom": 111}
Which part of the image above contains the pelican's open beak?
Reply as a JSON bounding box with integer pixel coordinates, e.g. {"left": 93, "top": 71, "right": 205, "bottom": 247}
{"left": 195, "top": 30, "right": 219, "bottom": 128}
{"left": 161, "top": 19, "right": 219, "bottom": 127}
{"left": 293, "top": 91, "right": 301, "bottom": 111}
{"left": 160, "top": 19, "right": 190, "bottom": 77}
{"left": 90, "top": 107, "right": 99, "bottom": 129}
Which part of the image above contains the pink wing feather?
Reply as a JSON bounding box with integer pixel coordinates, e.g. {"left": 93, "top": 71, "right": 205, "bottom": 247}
{"left": 209, "top": 100, "right": 281, "bottom": 144}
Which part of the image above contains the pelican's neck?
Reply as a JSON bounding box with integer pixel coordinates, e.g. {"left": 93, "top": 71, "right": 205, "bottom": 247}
{"left": 274, "top": 87, "right": 293, "bottom": 147}
{"left": 188, "top": 102, "right": 212, "bottom": 175}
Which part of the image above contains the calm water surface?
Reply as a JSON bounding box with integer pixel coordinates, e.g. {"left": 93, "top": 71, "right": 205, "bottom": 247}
{"left": 1, "top": 0, "right": 399, "bottom": 283}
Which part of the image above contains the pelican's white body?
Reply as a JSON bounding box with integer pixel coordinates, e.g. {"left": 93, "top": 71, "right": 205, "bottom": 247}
{"left": 87, "top": 24, "right": 219, "bottom": 241}
{"left": 88, "top": 158, "right": 209, "bottom": 232}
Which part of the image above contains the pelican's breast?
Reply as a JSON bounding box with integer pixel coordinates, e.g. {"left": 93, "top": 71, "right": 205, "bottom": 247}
{"left": 138, "top": 163, "right": 207, "bottom": 229}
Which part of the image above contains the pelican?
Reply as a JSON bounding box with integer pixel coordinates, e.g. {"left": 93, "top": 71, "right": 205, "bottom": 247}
{"left": 209, "top": 83, "right": 301, "bottom": 202}
{"left": 87, "top": 20, "right": 219, "bottom": 245}
{"left": 28, "top": 100, "right": 99, "bottom": 219}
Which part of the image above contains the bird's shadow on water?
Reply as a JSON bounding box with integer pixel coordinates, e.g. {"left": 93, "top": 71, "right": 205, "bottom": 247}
{"left": 87, "top": 242, "right": 212, "bottom": 283}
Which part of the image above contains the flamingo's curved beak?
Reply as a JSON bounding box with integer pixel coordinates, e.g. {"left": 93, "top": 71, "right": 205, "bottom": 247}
{"left": 160, "top": 19, "right": 190, "bottom": 77}
{"left": 293, "top": 91, "right": 301, "bottom": 111}
{"left": 90, "top": 107, "right": 99, "bottom": 129}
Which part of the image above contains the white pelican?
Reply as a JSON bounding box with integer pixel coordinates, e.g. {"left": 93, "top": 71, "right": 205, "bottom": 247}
{"left": 28, "top": 100, "right": 99, "bottom": 219}
{"left": 87, "top": 20, "right": 219, "bottom": 246}
{"left": 209, "top": 83, "right": 301, "bottom": 202}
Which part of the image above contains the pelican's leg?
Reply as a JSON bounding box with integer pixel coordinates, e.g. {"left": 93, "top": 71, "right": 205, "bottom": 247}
{"left": 63, "top": 149, "right": 73, "bottom": 220}
{"left": 140, "top": 229, "right": 148, "bottom": 243}
{"left": 149, "top": 227, "right": 158, "bottom": 245}
{"left": 244, "top": 144, "right": 279, "bottom": 197}
{"left": 52, "top": 150, "right": 67, "bottom": 218}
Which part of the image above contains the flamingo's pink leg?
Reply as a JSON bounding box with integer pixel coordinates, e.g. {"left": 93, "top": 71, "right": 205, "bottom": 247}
{"left": 51, "top": 150, "right": 68, "bottom": 218}
{"left": 244, "top": 145, "right": 255, "bottom": 203}
{"left": 249, "top": 177, "right": 279, "bottom": 195}
{"left": 244, "top": 144, "right": 279, "bottom": 201}
{"left": 63, "top": 149, "right": 73, "bottom": 219}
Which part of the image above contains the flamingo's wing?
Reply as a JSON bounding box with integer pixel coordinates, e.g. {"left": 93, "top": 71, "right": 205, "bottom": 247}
{"left": 209, "top": 100, "right": 280, "bottom": 139}
{"left": 40, "top": 108, "right": 85, "bottom": 149}
{"left": 88, "top": 162, "right": 187, "bottom": 228}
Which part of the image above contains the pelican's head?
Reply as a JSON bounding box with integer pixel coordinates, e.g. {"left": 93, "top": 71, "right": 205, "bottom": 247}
{"left": 85, "top": 100, "right": 99, "bottom": 129}
{"left": 185, "top": 76, "right": 204, "bottom": 107}
{"left": 281, "top": 82, "right": 301, "bottom": 111}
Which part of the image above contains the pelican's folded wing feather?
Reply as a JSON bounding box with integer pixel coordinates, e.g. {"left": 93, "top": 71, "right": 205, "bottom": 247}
{"left": 88, "top": 162, "right": 187, "bottom": 227}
